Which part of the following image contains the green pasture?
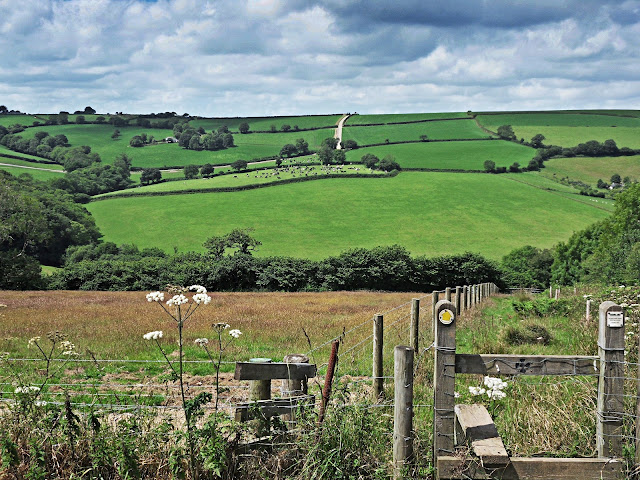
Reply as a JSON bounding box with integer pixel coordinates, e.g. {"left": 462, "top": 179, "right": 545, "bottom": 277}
{"left": 342, "top": 119, "right": 490, "bottom": 145}
{"left": 477, "top": 112, "right": 640, "bottom": 128}
{"left": 87, "top": 171, "right": 610, "bottom": 260}
{"left": 99, "top": 164, "right": 374, "bottom": 197}
{"left": 20, "top": 123, "right": 336, "bottom": 169}
{"left": 541, "top": 155, "right": 640, "bottom": 186}
{"left": 345, "top": 140, "right": 535, "bottom": 170}
{"left": 0, "top": 114, "right": 43, "bottom": 127}
{"left": 189, "top": 114, "right": 342, "bottom": 132}
{"left": 345, "top": 112, "right": 468, "bottom": 125}
{"left": 0, "top": 165, "right": 64, "bottom": 181}
{"left": 507, "top": 126, "right": 640, "bottom": 149}
{"left": 0, "top": 144, "right": 58, "bottom": 163}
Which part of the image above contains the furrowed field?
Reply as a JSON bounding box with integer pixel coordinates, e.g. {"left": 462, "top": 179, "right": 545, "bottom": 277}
{"left": 87, "top": 171, "right": 610, "bottom": 259}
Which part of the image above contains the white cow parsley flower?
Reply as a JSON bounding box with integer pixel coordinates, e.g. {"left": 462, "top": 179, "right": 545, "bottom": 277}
{"left": 229, "top": 329, "right": 242, "bottom": 338}
{"left": 143, "top": 331, "right": 163, "bottom": 340}
{"left": 146, "top": 291, "right": 165, "bottom": 302}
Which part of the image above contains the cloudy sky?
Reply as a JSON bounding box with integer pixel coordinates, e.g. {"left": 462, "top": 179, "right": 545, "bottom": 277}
{"left": 1, "top": 0, "right": 640, "bottom": 116}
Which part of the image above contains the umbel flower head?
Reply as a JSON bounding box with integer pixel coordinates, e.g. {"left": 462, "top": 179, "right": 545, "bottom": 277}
{"left": 143, "top": 331, "right": 163, "bottom": 340}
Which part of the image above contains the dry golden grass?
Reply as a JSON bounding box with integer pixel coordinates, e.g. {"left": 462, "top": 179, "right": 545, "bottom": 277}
{"left": 0, "top": 290, "right": 424, "bottom": 367}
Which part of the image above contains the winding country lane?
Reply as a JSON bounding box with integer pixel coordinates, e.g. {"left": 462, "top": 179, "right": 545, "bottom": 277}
{"left": 334, "top": 113, "right": 351, "bottom": 149}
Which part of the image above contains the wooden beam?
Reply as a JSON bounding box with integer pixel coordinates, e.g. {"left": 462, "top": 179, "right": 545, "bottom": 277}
{"left": 455, "top": 354, "right": 598, "bottom": 376}
{"left": 437, "top": 456, "right": 623, "bottom": 479}
{"left": 234, "top": 362, "right": 316, "bottom": 381}
{"left": 454, "top": 404, "right": 508, "bottom": 467}
{"left": 235, "top": 395, "right": 315, "bottom": 422}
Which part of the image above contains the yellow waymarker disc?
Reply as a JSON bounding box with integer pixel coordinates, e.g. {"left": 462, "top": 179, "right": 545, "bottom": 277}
{"left": 439, "top": 309, "right": 454, "bottom": 325}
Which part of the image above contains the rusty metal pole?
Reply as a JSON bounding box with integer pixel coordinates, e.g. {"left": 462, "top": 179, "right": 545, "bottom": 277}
{"left": 317, "top": 340, "right": 339, "bottom": 428}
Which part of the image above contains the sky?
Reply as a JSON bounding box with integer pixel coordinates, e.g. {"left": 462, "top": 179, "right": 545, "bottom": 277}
{"left": 1, "top": 0, "right": 640, "bottom": 117}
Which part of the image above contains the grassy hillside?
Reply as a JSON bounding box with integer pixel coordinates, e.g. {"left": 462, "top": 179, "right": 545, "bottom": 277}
{"left": 342, "top": 119, "right": 489, "bottom": 145}
{"left": 345, "top": 140, "right": 534, "bottom": 170}
{"left": 541, "top": 155, "right": 640, "bottom": 185}
{"left": 345, "top": 112, "right": 469, "bottom": 124}
{"left": 476, "top": 112, "right": 640, "bottom": 148}
{"left": 87, "top": 171, "right": 610, "bottom": 260}
{"left": 189, "top": 114, "right": 342, "bottom": 132}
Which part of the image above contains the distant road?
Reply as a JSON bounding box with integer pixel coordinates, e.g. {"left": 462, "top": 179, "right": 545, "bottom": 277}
{"left": 334, "top": 114, "right": 351, "bottom": 149}
{"left": 0, "top": 162, "right": 64, "bottom": 173}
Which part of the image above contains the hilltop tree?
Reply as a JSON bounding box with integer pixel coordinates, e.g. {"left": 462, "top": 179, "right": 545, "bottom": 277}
{"left": 239, "top": 122, "right": 250, "bottom": 134}
{"left": 184, "top": 164, "right": 199, "bottom": 179}
{"left": 497, "top": 125, "right": 516, "bottom": 141}
{"left": 141, "top": 168, "right": 162, "bottom": 185}
{"left": 295, "top": 138, "right": 309, "bottom": 155}
{"left": 231, "top": 159, "right": 248, "bottom": 171}
{"left": 281, "top": 124, "right": 291, "bottom": 132}
{"left": 483, "top": 160, "right": 496, "bottom": 172}
{"left": 280, "top": 144, "right": 297, "bottom": 157}
{"left": 203, "top": 228, "right": 261, "bottom": 258}
{"left": 83, "top": 106, "right": 96, "bottom": 114}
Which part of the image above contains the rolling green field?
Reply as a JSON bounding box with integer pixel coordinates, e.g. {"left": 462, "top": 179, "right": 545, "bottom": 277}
{"left": 0, "top": 165, "right": 65, "bottom": 181}
{"left": 0, "top": 114, "right": 43, "bottom": 127}
{"left": 87, "top": 171, "right": 610, "bottom": 260}
{"left": 477, "top": 112, "right": 640, "bottom": 148}
{"left": 541, "top": 155, "right": 640, "bottom": 186}
{"left": 342, "top": 119, "right": 490, "bottom": 145}
{"left": 189, "top": 114, "right": 342, "bottom": 132}
{"left": 345, "top": 112, "right": 469, "bottom": 125}
{"left": 99, "top": 165, "right": 374, "bottom": 197}
{"left": 19, "top": 123, "right": 336, "bottom": 169}
{"left": 345, "top": 140, "right": 535, "bottom": 170}
{"left": 0, "top": 144, "right": 60, "bottom": 163}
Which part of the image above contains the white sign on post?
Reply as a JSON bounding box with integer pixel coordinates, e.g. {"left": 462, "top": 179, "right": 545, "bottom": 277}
{"left": 607, "top": 310, "right": 624, "bottom": 328}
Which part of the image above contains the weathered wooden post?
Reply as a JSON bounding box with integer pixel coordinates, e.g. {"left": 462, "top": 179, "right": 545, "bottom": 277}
{"left": 445, "top": 287, "right": 451, "bottom": 302}
{"left": 433, "top": 299, "right": 456, "bottom": 465}
{"left": 597, "top": 301, "right": 624, "bottom": 458}
{"left": 432, "top": 291, "right": 439, "bottom": 334}
{"left": 454, "top": 286, "right": 462, "bottom": 316}
{"left": 250, "top": 357, "right": 272, "bottom": 435}
{"left": 283, "top": 353, "right": 309, "bottom": 423}
{"left": 549, "top": 285, "right": 553, "bottom": 298}
{"left": 373, "top": 314, "right": 384, "bottom": 400}
{"left": 586, "top": 299, "right": 592, "bottom": 321}
{"left": 394, "top": 345, "right": 414, "bottom": 479}
{"left": 410, "top": 299, "right": 420, "bottom": 354}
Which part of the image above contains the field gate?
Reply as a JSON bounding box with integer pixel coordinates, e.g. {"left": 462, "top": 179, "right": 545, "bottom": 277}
{"left": 433, "top": 299, "right": 625, "bottom": 479}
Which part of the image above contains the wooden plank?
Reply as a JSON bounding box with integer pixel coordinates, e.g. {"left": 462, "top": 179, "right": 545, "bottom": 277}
{"left": 455, "top": 354, "right": 598, "bottom": 376}
{"left": 235, "top": 395, "right": 315, "bottom": 422}
{"left": 437, "top": 456, "right": 624, "bottom": 479}
{"left": 454, "top": 404, "right": 508, "bottom": 467}
{"left": 234, "top": 362, "right": 316, "bottom": 381}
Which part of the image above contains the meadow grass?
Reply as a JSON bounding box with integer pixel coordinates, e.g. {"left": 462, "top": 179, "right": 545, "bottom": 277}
{"left": 510, "top": 126, "right": 640, "bottom": 149}
{"left": 0, "top": 153, "right": 63, "bottom": 169}
{"left": 341, "top": 119, "right": 490, "bottom": 145}
{"left": 477, "top": 112, "right": 640, "bottom": 128}
{"left": 541, "top": 155, "right": 640, "bottom": 186}
{"left": 188, "top": 114, "right": 343, "bottom": 132}
{"left": 0, "top": 165, "right": 65, "bottom": 181}
{"left": 0, "top": 114, "right": 43, "bottom": 127}
{"left": 99, "top": 165, "right": 374, "bottom": 197}
{"left": 345, "top": 140, "right": 535, "bottom": 170}
{"left": 345, "top": 112, "right": 468, "bottom": 125}
{"left": 19, "top": 123, "right": 336, "bottom": 169}
{"left": 0, "top": 144, "right": 54, "bottom": 162}
{"left": 86, "top": 171, "right": 610, "bottom": 260}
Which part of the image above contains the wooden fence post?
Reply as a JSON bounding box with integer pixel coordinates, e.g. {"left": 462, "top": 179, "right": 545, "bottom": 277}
{"left": 432, "top": 291, "right": 439, "bottom": 335}
{"left": 283, "top": 353, "right": 309, "bottom": 423}
{"left": 410, "top": 299, "right": 420, "bottom": 354}
{"left": 394, "top": 345, "right": 414, "bottom": 479}
{"left": 455, "top": 286, "right": 462, "bottom": 316}
{"left": 597, "top": 301, "right": 624, "bottom": 458}
{"left": 445, "top": 287, "right": 451, "bottom": 302}
{"left": 586, "top": 299, "right": 592, "bottom": 321}
{"left": 373, "top": 314, "right": 384, "bottom": 400}
{"left": 250, "top": 357, "right": 272, "bottom": 435}
{"left": 433, "top": 299, "right": 457, "bottom": 465}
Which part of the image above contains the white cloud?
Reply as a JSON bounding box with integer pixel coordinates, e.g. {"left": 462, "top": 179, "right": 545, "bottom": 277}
{"left": 1, "top": 0, "right": 640, "bottom": 115}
